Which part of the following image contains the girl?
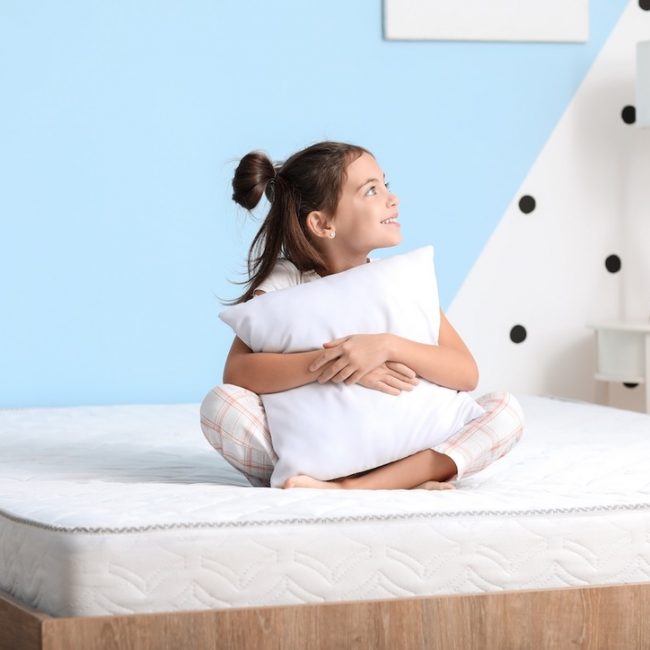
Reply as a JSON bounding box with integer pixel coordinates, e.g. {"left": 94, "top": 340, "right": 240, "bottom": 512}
{"left": 204, "top": 141, "right": 523, "bottom": 490}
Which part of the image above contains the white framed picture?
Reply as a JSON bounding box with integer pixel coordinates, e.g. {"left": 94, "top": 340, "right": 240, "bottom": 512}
{"left": 384, "top": 0, "right": 589, "bottom": 43}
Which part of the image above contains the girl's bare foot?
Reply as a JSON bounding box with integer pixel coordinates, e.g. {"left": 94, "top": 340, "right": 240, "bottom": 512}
{"left": 414, "top": 480, "right": 456, "bottom": 490}
{"left": 283, "top": 474, "right": 343, "bottom": 489}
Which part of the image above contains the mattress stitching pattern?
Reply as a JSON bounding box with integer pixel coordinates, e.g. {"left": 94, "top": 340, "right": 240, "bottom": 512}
{"left": 3, "top": 501, "right": 650, "bottom": 535}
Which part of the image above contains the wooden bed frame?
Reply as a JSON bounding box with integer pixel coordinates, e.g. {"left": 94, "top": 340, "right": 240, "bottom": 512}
{"left": 2, "top": 582, "right": 649, "bottom": 650}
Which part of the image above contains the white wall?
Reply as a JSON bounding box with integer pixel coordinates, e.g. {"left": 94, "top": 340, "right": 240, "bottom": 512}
{"left": 449, "top": 1, "right": 650, "bottom": 412}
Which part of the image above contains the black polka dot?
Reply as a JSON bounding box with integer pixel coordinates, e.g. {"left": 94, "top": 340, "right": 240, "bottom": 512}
{"left": 518, "top": 195, "right": 536, "bottom": 214}
{"left": 621, "top": 105, "right": 636, "bottom": 124}
{"left": 510, "top": 325, "right": 527, "bottom": 344}
{"left": 605, "top": 255, "right": 622, "bottom": 273}
{"left": 640, "top": 0, "right": 650, "bottom": 10}
{"left": 623, "top": 382, "right": 639, "bottom": 389}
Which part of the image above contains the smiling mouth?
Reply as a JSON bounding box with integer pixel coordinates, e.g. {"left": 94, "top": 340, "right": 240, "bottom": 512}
{"left": 381, "top": 216, "right": 399, "bottom": 225}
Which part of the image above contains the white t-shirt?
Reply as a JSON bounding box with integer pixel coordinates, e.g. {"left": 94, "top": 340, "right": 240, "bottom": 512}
{"left": 255, "top": 257, "right": 374, "bottom": 294}
{"left": 255, "top": 259, "right": 321, "bottom": 294}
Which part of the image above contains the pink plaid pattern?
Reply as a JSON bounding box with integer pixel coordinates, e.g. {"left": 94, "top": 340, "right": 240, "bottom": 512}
{"left": 200, "top": 386, "right": 523, "bottom": 487}
{"left": 200, "top": 384, "right": 276, "bottom": 487}
{"left": 433, "top": 391, "right": 524, "bottom": 480}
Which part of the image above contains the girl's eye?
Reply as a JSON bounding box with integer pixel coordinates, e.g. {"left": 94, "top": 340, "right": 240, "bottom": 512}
{"left": 366, "top": 186, "right": 377, "bottom": 197}
{"left": 385, "top": 181, "right": 390, "bottom": 190}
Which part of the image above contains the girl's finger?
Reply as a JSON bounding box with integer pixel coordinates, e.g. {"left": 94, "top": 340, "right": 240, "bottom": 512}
{"left": 323, "top": 336, "right": 349, "bottom": 348}
{"left": 384, "top": 375, "right": 416, "bottom": 391}
{"left": 344, "top": 369, "right": 366, "bottom": 385}
{"left": 387, "top": 369, "right": 419, "bottom": 385}
{"left": 377, "top": 381, "right": 400, "bottom": 396}
{"left": 309, "top": 349, "right": 339, "bottom": 372}
{"left": 317, "top": 359, "right": 347, "bottom": 383}
{"left": 330, "top": 366, "right": 356, "bottom": 384}
{"left": 386, "top": 361, "right": 416, "bottom": 378}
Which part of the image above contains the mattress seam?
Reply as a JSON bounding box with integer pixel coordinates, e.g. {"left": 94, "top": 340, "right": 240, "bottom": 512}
{"left": 2, "top": 501, "right": 650, "bottom": 535}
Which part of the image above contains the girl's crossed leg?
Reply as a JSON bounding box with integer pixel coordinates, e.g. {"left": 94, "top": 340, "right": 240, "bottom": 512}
{"left": 200, "top": 387, "right": 524, "bottom": 489}
{"left": 284, "top": 391, "right": 524, "bottom": 490}
{"left": 284, "top": 448, "right": 457, "bottom": 490}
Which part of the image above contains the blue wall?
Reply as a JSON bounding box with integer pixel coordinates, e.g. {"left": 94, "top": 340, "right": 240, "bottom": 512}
{"left": 0, "top": 0, "right": 628, "bottom": 407}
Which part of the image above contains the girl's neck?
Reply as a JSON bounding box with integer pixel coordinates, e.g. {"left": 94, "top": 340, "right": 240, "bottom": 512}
{"left": 320, "top": 251, "right": 371, "bottom": 276}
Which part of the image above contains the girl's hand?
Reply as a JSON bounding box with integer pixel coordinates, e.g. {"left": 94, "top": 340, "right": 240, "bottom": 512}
{"left": 309, "top": 334, "right": 393, "bottom": 385}
{"left": 357, "top": 361, "right": 420, "bottom": 395}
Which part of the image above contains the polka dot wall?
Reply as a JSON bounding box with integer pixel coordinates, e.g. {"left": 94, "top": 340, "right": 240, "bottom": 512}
{"left": 448, "top": 0, "right": 650, "bottom": 411}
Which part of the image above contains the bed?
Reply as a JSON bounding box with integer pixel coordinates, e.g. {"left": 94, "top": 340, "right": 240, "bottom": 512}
{"left": 1, "top": 394, "right": 650, "bottom": 649}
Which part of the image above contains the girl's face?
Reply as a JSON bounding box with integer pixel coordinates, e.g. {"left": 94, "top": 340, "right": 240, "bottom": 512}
{"left": 330, "top": 153, "right": 401, "bottom": 254}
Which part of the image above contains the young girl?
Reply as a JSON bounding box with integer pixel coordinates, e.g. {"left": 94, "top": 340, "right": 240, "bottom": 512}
{"left": 205, "top": 141, "right": 524, "bottom": 490}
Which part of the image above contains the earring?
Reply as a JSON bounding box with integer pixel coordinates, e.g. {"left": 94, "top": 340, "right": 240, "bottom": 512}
{"left": 329, "top": 231, "right": 336, "bottom": 239}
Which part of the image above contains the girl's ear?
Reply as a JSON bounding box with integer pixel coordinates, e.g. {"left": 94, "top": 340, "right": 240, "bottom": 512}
{"left": 306, "top": 210, "right": 335, "bottom": 240}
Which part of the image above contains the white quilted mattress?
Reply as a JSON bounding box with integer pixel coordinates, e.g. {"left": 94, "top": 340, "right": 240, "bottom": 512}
{"left": 1, "top": 394, "right": 649, "bottom": 618}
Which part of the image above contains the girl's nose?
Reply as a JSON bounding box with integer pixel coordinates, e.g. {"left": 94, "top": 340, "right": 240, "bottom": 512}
{"left": 388, "top": 192, "right": 399, "bottom": 208}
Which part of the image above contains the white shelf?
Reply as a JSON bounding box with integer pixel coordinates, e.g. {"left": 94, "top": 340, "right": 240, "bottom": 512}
{"left": 588, "top": 321, "right": 650, "bottom": 414}
{"left": 594, "top": 373, "right": 645, "bottom": 384}
{"left": 587, "top": 320, "right": 650, "bottom": 333}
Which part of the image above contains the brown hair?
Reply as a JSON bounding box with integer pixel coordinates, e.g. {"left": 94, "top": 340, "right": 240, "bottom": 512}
{"left": 224, "top": 141, "right": 369, "bottom": 304}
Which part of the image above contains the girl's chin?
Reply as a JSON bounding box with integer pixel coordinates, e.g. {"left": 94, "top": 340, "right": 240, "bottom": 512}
{"left": 374, "top": 241, "right": 401, "bottom": 250}
{"left": 365, "top": 235, "right": 402, "bottom": 251}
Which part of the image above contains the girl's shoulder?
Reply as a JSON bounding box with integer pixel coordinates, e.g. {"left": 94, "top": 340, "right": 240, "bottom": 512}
{"left": 255, "top": 258, "right": 321, "bottom": 294}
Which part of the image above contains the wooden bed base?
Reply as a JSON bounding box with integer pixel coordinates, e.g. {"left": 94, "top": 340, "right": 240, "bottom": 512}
{"left": 2, "top": 582, "right": 650, "bottom": 650}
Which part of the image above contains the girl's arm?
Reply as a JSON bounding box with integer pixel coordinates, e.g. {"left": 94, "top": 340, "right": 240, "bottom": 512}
{"left": 310, "top": 309, "right": 479, "bottom": 392}
{"left": 223, "top": 335, "right": 327, "bottom": 394}
{"left": 223, "top": 336, "right": 421, "bottom": 395}
{"left": 384, "top": 310, "right": 478, "bottom": 391}
{"left": 223, "top": 291, "right": 420, "bottom": 395}
{"left": 223, "top": 290, "right": 325, "bottom": 394}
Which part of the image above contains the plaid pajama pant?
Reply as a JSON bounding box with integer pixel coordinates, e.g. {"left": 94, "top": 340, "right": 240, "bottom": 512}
{"left": 200, "top": 385, "right": 524, "bottom": 487}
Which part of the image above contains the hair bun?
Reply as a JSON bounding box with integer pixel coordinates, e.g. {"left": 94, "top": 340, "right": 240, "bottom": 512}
{"left": 232, "top": 151, "right": 276, "bottom": 210}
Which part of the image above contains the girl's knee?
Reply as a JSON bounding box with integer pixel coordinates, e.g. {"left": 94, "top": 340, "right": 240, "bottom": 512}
{"left": 201, "top": 383, "right": 260, "bottom": 417}
{"left": 477, "top": 390, "right": 524, "bottom": 420}
{"left": 497, "top": 392, "right": 525, "bottom": 449}
{"left": 199, "top": 384, "right": 274, "bottom": 486}
{"left": 199, "top": 383, "right": 265, "bottom": 441}
{"left": 476, "top": 391, "right": 525, "bottom": 446}
{"left": 200, "top": 385, "right": 231, "bottom": 444}
{"left": 502, "top": 391, "right": 524, "bottom": 423}
{"left": 505, "top": 393, "right": 525, "bottom": 440}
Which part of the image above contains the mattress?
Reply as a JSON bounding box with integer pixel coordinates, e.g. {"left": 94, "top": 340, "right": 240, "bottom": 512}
{"left": 1, "top": 394, "right": 649, "bottom": 618}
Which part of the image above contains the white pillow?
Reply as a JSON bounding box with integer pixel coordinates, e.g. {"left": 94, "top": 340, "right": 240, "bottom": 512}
{"left": 219, "top": 246, "right": 485, "bottom": 487}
